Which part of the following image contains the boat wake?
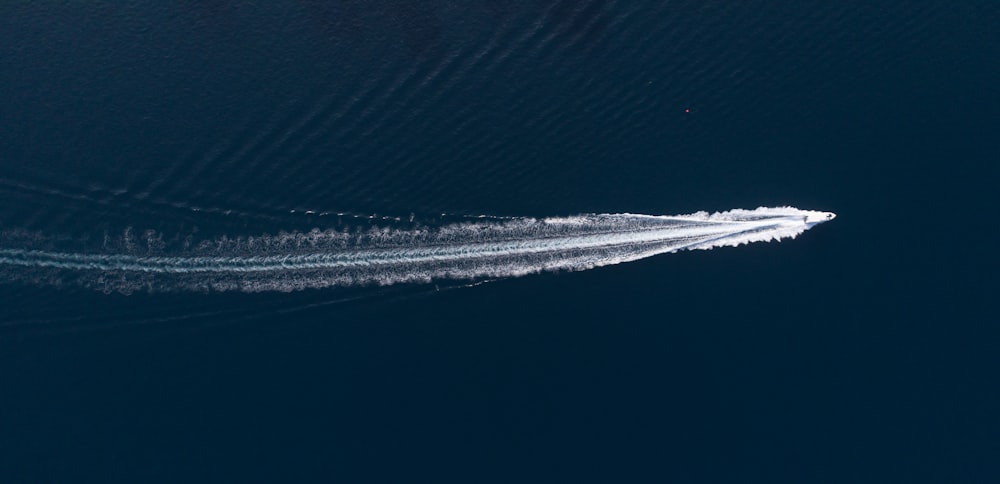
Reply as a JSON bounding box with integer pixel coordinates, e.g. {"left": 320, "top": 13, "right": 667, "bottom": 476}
{"left": 0, "top": 207, "right": 834, "bottom": 293}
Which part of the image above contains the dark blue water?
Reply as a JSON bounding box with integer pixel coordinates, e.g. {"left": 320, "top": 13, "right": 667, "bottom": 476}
{"left": 1, "top": 1, "right": 997, "bottom": 481}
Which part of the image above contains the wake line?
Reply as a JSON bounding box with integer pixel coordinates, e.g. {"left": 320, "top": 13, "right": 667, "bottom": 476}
{"left": 0, "top": 207, "right": 834, "bottom": 292}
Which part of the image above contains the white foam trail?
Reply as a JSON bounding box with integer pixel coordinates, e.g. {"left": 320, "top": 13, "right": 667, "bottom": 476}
{"left": 0, "top": 207, "right": 834, "bottom": 293}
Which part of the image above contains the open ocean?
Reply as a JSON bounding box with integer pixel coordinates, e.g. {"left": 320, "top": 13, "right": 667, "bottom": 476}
{"left": 1, "top": 1, "right": 997, "bottom": 481}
